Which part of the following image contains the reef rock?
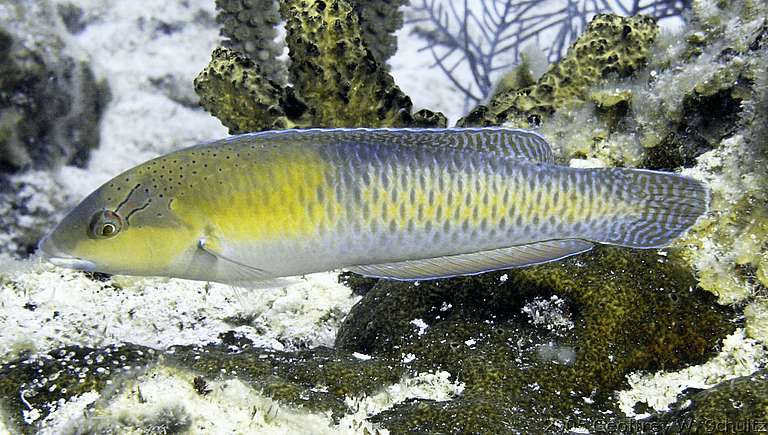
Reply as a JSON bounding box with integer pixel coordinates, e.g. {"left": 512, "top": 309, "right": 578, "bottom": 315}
{"left": 336, "top": 248, "right": 736, "bottom": 432}
{"left": 0, "top": 1, "right": 108, "bottom": 173}
{"left": 653, "top": 368, "right": 768, "bottom": 434}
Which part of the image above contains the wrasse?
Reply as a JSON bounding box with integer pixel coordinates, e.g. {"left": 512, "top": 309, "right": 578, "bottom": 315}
{"left": 39, "top": 128, "right": 709, "bottom": 283}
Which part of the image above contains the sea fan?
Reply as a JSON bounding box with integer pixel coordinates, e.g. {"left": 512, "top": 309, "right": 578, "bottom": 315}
{"left": 409, "top": 0, "right": 690, "bottom": 108}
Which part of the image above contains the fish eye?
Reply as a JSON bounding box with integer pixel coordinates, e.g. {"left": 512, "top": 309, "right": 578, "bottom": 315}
{"left": 89, "top": 210, "right": 123, "bottom": 239}
{"left": 101, "top": 223, "right": 117, "bottom": 236}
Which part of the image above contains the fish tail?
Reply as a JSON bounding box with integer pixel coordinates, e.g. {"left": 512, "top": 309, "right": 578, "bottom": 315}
{"left": 595, "top": 168, "right": 710, "bottom": 248}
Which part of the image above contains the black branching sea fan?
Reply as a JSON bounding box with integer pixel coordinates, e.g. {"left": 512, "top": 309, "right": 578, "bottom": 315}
{"left": 408, "top": 0, "right": 690, "bottom": 108}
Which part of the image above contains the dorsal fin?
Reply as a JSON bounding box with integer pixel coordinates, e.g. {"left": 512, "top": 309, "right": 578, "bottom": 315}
{"left": 347, "top": 239, "right": 593, "bottom": 281}
{"left": 220, "top": 128, "right": 554, "bottom": 163}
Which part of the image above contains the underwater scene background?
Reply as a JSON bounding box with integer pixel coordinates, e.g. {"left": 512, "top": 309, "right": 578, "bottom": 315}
{"left": 0, "top": 0, "right": 767, "bottom": 433}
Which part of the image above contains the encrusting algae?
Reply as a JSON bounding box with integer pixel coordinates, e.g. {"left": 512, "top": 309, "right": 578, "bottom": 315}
{"left": 336, "top": 248, "right": 737, "bottom": 432}
{"left": 459, "top": 14, "right": 660, "bottom": 128}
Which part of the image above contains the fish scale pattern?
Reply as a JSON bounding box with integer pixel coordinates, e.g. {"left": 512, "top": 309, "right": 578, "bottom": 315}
{"left": 315, "top": 140, "right": 603, "bottom": 261}
{"left": 204, "top": 128, "right": 708, "bottom": 256}
{"left": 321, "top": 142, "right": 516, "bottom": 259}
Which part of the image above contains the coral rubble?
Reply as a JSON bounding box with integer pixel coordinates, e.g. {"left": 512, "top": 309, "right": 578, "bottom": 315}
{"left": 0, "top": 171, "right": 72, "bottom": 256}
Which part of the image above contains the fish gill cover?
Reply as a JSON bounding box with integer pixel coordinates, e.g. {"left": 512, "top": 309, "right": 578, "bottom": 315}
{"left": 0, "top": 0, "right": 767, "bottom": 433}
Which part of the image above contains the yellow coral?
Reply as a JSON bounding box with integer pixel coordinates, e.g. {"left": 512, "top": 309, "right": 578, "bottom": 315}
{"left": 461, "top": 14, "right": 659, "bottom": 127}
{"left": 745, "top": 299, "right": 768, "bottom": 343}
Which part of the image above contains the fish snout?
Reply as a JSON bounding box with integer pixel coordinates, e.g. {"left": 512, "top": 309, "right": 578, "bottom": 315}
{"left": 38, "top": 233, "right": 97, "bottom": 272}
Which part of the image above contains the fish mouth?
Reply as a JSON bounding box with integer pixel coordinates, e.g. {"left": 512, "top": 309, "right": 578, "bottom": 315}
{"left": 46, "top": 256, "right": 97, "bottom": 272}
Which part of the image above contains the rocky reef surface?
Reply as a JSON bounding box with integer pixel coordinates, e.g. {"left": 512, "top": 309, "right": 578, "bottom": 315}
{"left": 1, "top": 0, "right": 767, "bottom": 433}
{"left": 0, "top": 1, "right": 109, "bottom": 257}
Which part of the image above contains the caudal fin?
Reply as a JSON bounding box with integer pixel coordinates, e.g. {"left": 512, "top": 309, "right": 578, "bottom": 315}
{"left": 598, "top": 168, "right": 710, "bottom": 248}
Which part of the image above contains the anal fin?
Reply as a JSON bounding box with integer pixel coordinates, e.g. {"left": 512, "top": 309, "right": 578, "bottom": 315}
{"left": 347, "top": 239, "right": 594, "bottom": 280}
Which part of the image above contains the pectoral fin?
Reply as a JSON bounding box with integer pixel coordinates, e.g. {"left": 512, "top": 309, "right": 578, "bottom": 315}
{"left": 347, "top": 239, "right": 594, "bottom": 280}
{"left": 196, "top": 238, "right": 271, "bottom": 284}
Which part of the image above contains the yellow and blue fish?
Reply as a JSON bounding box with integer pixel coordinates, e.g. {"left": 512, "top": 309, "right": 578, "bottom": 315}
{"left": 39, "top": 128, "right": 709, "bottom": 283}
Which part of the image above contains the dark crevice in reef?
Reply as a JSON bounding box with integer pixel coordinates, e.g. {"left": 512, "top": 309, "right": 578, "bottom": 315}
{"left": 643, "top": 87, "right": 745, "bottom": 170}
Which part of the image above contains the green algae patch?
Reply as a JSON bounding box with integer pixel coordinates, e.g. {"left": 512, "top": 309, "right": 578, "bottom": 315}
{"left": 0, "top": 344, "right": 156, "bottom": 432}
{"left": 165, "top": 333, "right": 404, "bottom": 418}
{"left": 171, "top": 347, "right": 404, "bottom": 416}
{"left": 459, "top": 14, "right": 658, "bottom": 127}
{"left": 512, "top": 248, "right": 737, "bottom": 391}
{"left": 337, "top": 247, "right": 736, "bottom": 432}
{"left": 0, "top": 337, "right": 404, "bottom": 432}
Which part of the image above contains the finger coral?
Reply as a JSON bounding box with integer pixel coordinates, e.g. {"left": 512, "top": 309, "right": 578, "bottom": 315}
{"left": 353, "top": 0, "right": 408, "bottom": 65}
{"left": 196, "top": 0, "right": 446, "bottom": 131}
{"left": 215, "top": 0, "right": 287, "bottom": 81}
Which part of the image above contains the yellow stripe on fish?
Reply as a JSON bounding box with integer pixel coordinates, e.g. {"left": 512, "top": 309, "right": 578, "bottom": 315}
{"left": 39, "top": 128, "right": 710, "bottom": 283}
{"left": 166, "top": 146, "right": 334, "bottom": 241}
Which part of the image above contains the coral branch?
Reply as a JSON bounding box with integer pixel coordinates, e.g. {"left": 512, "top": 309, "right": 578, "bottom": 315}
{"left": 196, "top": 0, "right": 447, "bottom": 131}
{"left": 215, "top": 0, "right": 287, "bottom": 82}
{"left": 194, "top": 47, "right": 308, "bottom": 132}
{"left": 278, "top": 0, "right": 414, "bottom": 127}
{"left": 352, "top": 0, "right": 409, "bottom": 65}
